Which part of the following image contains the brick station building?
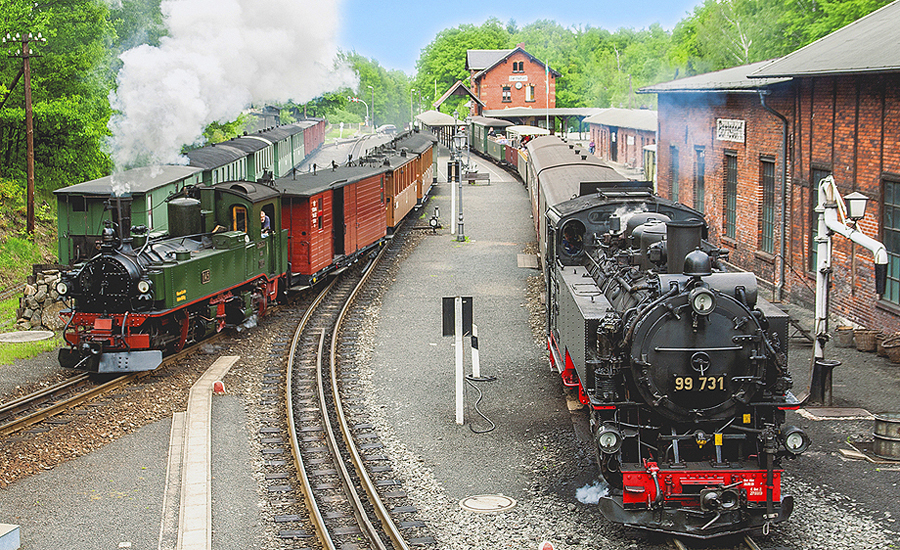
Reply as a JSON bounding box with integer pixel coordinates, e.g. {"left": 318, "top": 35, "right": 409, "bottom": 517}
{"left": 466, "top": 46, "right": 560, "bottom": 115}
{"left": 639, "top": 0, "right": 900, "bottom": 332}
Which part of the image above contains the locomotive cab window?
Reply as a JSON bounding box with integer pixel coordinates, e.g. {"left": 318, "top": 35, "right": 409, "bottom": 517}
{"left": 232, "top": 205, "right": 248, "bottom": 233}
{"left": 561, "top": 220, "right": 585, "bottom": 256}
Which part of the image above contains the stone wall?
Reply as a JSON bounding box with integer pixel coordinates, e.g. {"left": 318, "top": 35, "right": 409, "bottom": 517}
{"left": 17, "top": 270, "right": 67, "bottom": 331}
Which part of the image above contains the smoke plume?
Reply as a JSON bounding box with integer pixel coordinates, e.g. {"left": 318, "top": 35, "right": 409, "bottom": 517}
{"left": 107, "top": 0, "right": 356, "bottom": 170}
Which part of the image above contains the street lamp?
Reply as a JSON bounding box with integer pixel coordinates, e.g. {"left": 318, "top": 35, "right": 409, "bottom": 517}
{"left": 844, "top": 191, "right": 869, "bottom": 222}
{"left": 348, "top": 96, "right": 368, "bottom": 132}
{"left": 410, "top": 88, "right": 416, "bottom": 128}
{"left": 367, "top": 85, "right": 375, "bottom": 133}
{"left": 452, "top": 130, "right": 467, "bottom": 242}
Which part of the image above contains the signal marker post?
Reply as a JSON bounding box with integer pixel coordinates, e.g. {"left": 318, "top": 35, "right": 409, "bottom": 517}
{"left": 442, "top": 296, "right": 473, "bottom": 425}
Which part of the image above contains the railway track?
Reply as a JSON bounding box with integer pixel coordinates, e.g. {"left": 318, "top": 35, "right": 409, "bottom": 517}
{"left": 0, "top": 332, "right": 225, "bottom": 439}
{"left": 284, "top": 251, "right": 411, "bottom": 549}
{"left": 258, "top": 220, "right": 432, "bottom": 549}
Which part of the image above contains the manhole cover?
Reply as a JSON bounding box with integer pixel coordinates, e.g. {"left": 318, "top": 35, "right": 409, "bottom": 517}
{"left": 0, "top": 330, "right": 55, "bottom": 343}
{"left": 459, "top": 494, "right": 516, "bottom": 513}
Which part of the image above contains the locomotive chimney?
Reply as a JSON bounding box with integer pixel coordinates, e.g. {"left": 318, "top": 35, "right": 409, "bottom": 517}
{"left": 112, "top": 194, "right": 134, "bottom": 253}
{"left": 665, "top": 219, "right": 704, "bottom": 274}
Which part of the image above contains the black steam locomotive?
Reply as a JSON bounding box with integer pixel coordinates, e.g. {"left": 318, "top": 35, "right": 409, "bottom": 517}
{"left": 525, "top": 136, "right": 806, "bottom": 538}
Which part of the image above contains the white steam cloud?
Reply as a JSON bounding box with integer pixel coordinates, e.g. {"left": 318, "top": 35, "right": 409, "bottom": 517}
{"left": 575, "top": 480, "right": 608, "bottom": 504}
{"left": 107, "top": 0, "right": 356, "bottom": 170}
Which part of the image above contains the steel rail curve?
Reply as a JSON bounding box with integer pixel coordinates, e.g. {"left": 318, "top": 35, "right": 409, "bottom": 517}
{"left": 285, "top": 276, "right": 341, "bottom": 549}
{"left": 330, "top": 246, "right": 411, "bottom": 550}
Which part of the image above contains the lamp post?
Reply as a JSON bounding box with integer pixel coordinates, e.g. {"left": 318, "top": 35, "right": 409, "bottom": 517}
{"left": 348, "top": 96, "right": 368, "bottom": 132}
{"left": 367, "top": 85, "right": 374, "bottom": 133}
{"left": 452, "top": 130, "right": 467, "bottom": 242}
{"left": 2, "top": 31, "right": 45, "bottom": 235}
{"left": 410, "top": 88, "right": 416, "bottom": 128}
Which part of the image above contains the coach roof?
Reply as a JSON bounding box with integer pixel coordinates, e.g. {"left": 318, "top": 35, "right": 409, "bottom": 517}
{"left": 275, "top": 163, "right": 390, "bottom": 198}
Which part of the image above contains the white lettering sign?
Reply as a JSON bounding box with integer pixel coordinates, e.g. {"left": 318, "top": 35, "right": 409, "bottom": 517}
{"left": 717, "top": 119, "right": 745, "bottom": 143}
{"left": 509, "top": 75, "right": 528, "bottom": 82}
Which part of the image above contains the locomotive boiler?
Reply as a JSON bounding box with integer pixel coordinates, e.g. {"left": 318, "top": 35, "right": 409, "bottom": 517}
{"left": 545, "top": 184, "right": 806, "bottom": 538}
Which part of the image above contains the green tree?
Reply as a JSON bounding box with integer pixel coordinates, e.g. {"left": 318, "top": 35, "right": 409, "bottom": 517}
{"left": 0, "top": 0, "right": 115, "bottom": 200}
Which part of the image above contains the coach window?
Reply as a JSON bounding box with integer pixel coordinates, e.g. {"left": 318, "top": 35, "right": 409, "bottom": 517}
{"left": 232, "top": 205, "right": 247, "bottom": 232}
{"left": 561, "top": 220, "right": 585, "bottom": 257}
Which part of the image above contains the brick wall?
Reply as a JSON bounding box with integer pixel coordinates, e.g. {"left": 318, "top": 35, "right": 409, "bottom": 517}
{"left": 473, "top": 51, "right": 556, "bottom": 112}
{"left": 792, "top": 74, "right": 900, "bottom": 333}
{"left": 589, "top": 123, "right": 656, "bottom": 170}
{"left": 657, "top": 73, "right": 900, "bottom": 333}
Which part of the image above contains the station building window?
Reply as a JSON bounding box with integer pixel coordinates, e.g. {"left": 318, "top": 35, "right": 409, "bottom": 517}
{"left": 526, "top": 84, "right": 535, "bottom": 103}
{"left": 502, "top": 86, "right": 511, "bottom": 103}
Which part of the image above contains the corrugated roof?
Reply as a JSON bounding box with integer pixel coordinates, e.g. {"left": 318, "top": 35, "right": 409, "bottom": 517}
{"left": 584, "top": 108, "right": 658, "bottom": 132}
{"left": 54, "top": 165, "right": 201, "bottom": 195}
{"left": 638, "top": 60, "right": 790, "bottom": 94}
{"left": 749, "top": 0, "right": 900, "bottom": 77}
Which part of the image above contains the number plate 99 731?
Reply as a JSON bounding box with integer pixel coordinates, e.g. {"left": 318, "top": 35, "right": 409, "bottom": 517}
{"left": 674, "top": 376, "right": 725, "bottom": 391}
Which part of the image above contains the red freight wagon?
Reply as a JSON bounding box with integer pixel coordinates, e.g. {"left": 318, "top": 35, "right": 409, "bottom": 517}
{"left": 277, "top": 163, "right": 388, "bottom": 287}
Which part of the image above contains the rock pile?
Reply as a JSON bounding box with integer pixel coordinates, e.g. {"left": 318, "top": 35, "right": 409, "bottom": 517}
{"left": 17, "top": 270, "right": 67, "bottom": 331}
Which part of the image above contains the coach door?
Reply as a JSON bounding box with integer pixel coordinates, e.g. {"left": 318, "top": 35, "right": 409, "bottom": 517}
{"left": 333, "top": 187, "right": 346, "bottom": 258}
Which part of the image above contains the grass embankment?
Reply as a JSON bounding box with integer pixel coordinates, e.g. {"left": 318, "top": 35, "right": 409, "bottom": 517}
{"left": 0, "top": 189, "right": 61, "bottom": 364}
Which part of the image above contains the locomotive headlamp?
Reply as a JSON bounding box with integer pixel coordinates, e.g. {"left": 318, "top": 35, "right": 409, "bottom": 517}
{"left": 689, "top": 287, "right": 716, "bottom": 315}
{"left": 137, "top": 280, "right": 151, "bottom": 294}
{"left": 781, "top": 426, "right": 810, "bottom": 455}
{"left": 596, "top": 427, "right": 623, "bottom": 454}
{"left": 56, "top": 281, "right": 68, "bottom": 296}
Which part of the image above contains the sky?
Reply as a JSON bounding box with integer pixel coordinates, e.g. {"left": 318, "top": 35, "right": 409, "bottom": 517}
{"left": 338, "top": 0, "right": 704, "bottom": 74}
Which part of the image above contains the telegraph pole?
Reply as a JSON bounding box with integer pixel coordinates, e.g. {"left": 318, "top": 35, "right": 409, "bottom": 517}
{"left": 3, "top": 32, "right": 45, "bottom": 235}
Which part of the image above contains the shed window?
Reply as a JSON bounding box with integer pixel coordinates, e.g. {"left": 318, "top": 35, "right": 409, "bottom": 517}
{"left": 670, "top": 146, "right": 679, "bottom": 202}
{"left": 760, "top": 158, "right": 776, "bottom": 254}
{"left": 724, "top": 153, "right": 738, "bottom": 239}
{"left": 883, "top": 178, "right": 900, "bottom": 304}
{"left": 694, "top": 148, "right": 705, "bottom": 213}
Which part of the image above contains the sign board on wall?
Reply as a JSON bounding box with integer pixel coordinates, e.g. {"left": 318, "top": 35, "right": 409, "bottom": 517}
{"left": 716, "top": 119, "right": 745, "bottom": 143}
{"left": 509, "top": 75, "right": 528, "bottom": 82}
